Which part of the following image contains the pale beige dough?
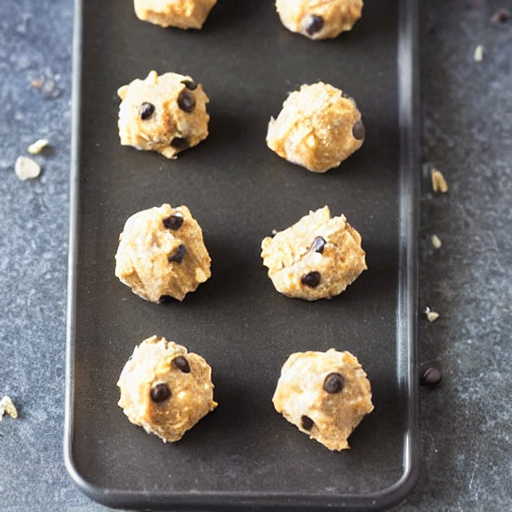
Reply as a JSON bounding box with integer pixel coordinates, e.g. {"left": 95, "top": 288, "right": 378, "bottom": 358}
{"left": 134, "top": 0, "right": 217, "bottom": 29}
{"left": 118, "top": 336, "right": 217, "bottom": 442}
{"left": 266, "top": 82, "right": 365, "bottom": 173}
{"left": 261, "top": 206, "right": 366, "bottom": 301}
{"left": 275, "top": 0, "right": 363, "bottom": 40}
{"left": 273, "top": 349, "right": 373, "bottom": 451}
{"left": 115, "top": 204, "right": 211, "bottom": 302}
{"left": 118, "top": 71, "right": 209, "bottom": 159}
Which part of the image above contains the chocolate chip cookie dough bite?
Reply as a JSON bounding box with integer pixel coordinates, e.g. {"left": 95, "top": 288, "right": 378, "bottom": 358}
{"left": 115, "top": 204, "right": 211, "bottom": 302}
{"left": 275, "top": 0, "right": 363, "bottom": 40}
{"left": 272, "top": 349, "right": 373, "bottom": 451}
{"left": 117, "top": 71, "right": 210, "bottom": 159}
{"left": 266, "top": 82, "right": 365, "bottom": 173}
{"left": 134, "top": 0, "right": 217, "bottom": 29}
{"left": 261, "top": 206, "right": 367, "bottom": 301}
{"left": 117, "top": 336, "right": 217, "bottom": 443}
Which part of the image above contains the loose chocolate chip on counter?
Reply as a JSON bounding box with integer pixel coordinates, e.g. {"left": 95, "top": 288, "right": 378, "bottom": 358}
{"left": 139, "top": 102, "right": 155, "bottom": 120}
{"left": 301, "top": 271, "right": 321, "bottom": 288}
{"left": 181, "top": 80, "right": 198, "bottom": 90}
{"left": 163, "top": 213, "right": 184, "bottom": 230}
{"left": 178, "top": 90, "right": 196, "bottom": 113}
{"left": 173, "top": 356, "right": 191, "bottom": 373}
{"left": 301, "top": 415, "right": 315, "bottom": 431}
{"left": 420, "top": 367, "right": 442, "bottom": 387}
{"left": 304, "top": 14, "right": 324, "bottom": 35}
{"left": 352, "top": 120, "right": 366, "bottom": 140}
{"left": 311, "top": 236, "right": 326, "bottom": 254}
{"left": 150, "top": 383, "right": 171, "bottom": 403}
{"left": 491, "top": 8, "right": 510, "bottom": 24}
{"left": 323, "top": 372, "right": 345, "bottom": 394}
{"left": 168, "top": 244, "right": 187, "bottom": 263}
{"left": 170, "top": 137, "right": 189, "bottom": 150}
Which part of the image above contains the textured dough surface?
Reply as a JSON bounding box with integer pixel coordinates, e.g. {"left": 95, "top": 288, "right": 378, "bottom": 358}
{"left": 118, "top": 70, "right": 209, "bottom": 159}
{"left": 267, "top": 82, "right": 364, "bottom": 172}
{"left": 275, "top": 0, "right": 363, "bottom": 40}
{"left": 115, "top": 204, "right": 211, "bottom": 302}
{"left": 272, "top": 349, "right": 373, "bottom": 451}
{"left": 134, "top": 0, "right": 217, "bottom": 29}
{"left": 261, "top": 206, "right": 366, "bottom": 300}
{"left": 118, "top": 336, "right": 217, "bottom": 442}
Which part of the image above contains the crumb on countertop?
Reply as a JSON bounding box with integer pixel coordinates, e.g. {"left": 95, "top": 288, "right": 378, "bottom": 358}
{"left": 474, "top": 44, "right": 485, "bottom": 62}
{"left": 431, "top": 168, "right": 449, "bottom": 193}
{"left": 15, "top": 156, "right": 41, "bottom": 181}
{"left": 28, "top": 139, "right": 49, "bottom": 155}
{"left": 431, "top": 234, "right": 442, "bottom": 249}
{"left": 0, "top": 396, "right": 18, "bottom": 420}
{"left": 424, "top": 307, "right": 440, "bottom": 323}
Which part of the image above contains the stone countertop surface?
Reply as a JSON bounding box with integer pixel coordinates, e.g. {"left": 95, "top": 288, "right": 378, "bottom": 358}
{"left": 0, "top": 0, "right": 511, "bottom": 511}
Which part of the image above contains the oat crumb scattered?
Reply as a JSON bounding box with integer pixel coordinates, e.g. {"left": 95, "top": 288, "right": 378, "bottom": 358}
{"left": 28, "top": 139, "right": 49, "bottom": 155}
{"left": 431, "top": 234, "right": 442, "bottom": 249}
{"left": 474, "top": 44, "right": 485, "bottom": 62}
{"left": 0, "top": 396, "right": 18, "bottom": 420}
{"left": 15, "top": 156, "right": 41, "bottom": 181}
{"left": 424, "top": 307, "right": 440, "bottom": 323}
{"left": 491, "top": 8, "right": 510, "bottom": 24}
{"left": 431, "top": 168, "right": 449, "bottom": 193}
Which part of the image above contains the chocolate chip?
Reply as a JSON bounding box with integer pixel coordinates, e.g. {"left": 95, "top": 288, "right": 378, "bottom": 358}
{"left": 301, "top": 271, "right": 321, "bottom": 288}
{"left": 352, "top": 120, "right": 366, "bottom": 140}
{"left": 170, "top": 137, "right": 189, "bottom": 150}
{"left": 491, "top": 7, "right": 510, "bottom": 24}
{"left": 139, "top": 102, "right": 155, "bottom": 120}
{"left": 173, "top": 356, "right": 191, "bottom": 373}
{"left": 181, "top": 79, "right": 198, "bottom": 91}
{"left": 311, "top": 236, "right": 326, "bottom": 254}
{"left": 323, "top": 372, "right": 345, "bottom": 394}
{"left": 420, "top": 367, "right": 442, "bottom": 387}
{"left": 150, "top": 383, "right": 171, "bottom": 403}
{"left": 158, "top": 295, "right": 173, "bottom": 303}
{"left": 301, "top": 415, "right": 314, "bottom": 431}
{"left": 178, "top": 90, "right": 196, "bottom": 113}
{"left": 304, "top": 14, "right": 324, "bottom": 35}
{"left": 168, "top": 244, "right": 187, "bottom": 263}
{"left": 163, "top": 213, "right": 184, "bottom": 230}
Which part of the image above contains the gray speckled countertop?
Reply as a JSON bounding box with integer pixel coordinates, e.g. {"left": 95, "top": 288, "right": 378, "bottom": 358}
{"left": 1, "top": 0, "right": 511, "bottom": 511}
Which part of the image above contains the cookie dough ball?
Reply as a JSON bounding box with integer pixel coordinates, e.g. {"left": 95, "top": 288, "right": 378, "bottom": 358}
{"left": 134, "top": 0, "right": 217, "bottom": 29}
{"left": 115, "top": 204, "right": 211, "bottom": 302}
{"left": 266, "top": 82, "right": 365, "bottom": 173}
{"left": 275, "top": 0, "right": 363, "bottom": 40}
{"left": 273, "top": 349, "right": 373, "bottom": 451}
{"left": 118, "top": 336, "right": 217, "bottom": 442}
{"left": 261, "top": 206, "right": 366, "bottom": 301}
{"left": 118, "top": 71, "right": 209, "bottom": 159}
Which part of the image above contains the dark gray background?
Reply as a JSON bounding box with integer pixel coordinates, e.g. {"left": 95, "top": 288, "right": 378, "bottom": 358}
{"left": 0, "top": 0, "right": 511, "bottom": 511}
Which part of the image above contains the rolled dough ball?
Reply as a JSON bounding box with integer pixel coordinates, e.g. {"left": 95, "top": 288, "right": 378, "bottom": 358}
{"left": 261, "top": 206, "right": 367, "bottom": 301}
{"left": 118, "top": 336, "right": 217, "bottom": 442}
{"left": 118, "top": 70, "right": 209, "bottom": 159}
{"left": 272, "top": 349, "right": 373, "bottom": 451}
{"left": 267, "top": 82, "right": 365, "bottom": 173}
{"left": 275, "top": 0, "right": 363, "bottom": 40}
{"left": 115, "top": 204, "right": 211, "bottom": 302}
{"left": 134, "top": 0, "right": 217, "bottom": 29}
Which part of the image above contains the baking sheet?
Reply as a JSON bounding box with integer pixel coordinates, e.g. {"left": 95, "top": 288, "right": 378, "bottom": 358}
{"left": 65, "top": 0, "right": 420, "bottom": 510}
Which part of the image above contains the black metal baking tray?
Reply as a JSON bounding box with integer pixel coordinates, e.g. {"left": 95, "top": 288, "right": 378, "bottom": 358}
{"left": 65, "top": 0, "right": 420, "bottom": 510}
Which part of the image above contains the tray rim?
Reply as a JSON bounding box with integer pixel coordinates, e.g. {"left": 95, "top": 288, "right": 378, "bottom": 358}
{"left": 64, "top": 0, "right": 420, "bottom": 510}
